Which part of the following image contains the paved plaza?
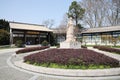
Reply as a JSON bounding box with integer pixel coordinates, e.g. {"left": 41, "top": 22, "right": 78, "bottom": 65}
{"left": 0, "top": 48, "right": 120, "bottom": 80}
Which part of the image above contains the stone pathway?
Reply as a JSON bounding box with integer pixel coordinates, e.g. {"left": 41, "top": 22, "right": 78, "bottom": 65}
{"left": 0, "top": 49, "right": 33, "bottom": 80}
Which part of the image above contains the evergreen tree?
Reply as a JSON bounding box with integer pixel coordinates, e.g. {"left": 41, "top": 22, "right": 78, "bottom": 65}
{"left": 0, "top": 29, "right": 9, "bottom": 45}
{"left": 0, "top": 19, "right": 10, "bottom": 32}
{"left": 67, "top": 1, "right": 85, "bottom": 28}
{"left": 0, "top": 19, "right": 10, "bottom": 45}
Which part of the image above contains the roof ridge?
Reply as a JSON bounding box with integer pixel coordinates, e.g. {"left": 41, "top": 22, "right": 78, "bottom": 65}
{"left": 87, "top": 26, "right": 120, "bottom": 29}
{"left": 82, "top": 26, "right": 120, "bottom": 33}
{"left": 9, "top": 21, "right": 45, "bottom": 27}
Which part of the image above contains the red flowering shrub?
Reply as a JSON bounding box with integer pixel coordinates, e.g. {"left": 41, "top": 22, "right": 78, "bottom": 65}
{"left": 93, "top": 46, "right": 120, "bottom": 54}
{"left": 24, "top": 49, "right": 119, "bottom": 68}
{"left": 16, "top": 46, "right": 49, "bottom": 54}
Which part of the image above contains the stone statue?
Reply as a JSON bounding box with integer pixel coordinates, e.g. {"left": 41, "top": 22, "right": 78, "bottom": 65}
{"left": 60, "top": 17, "right": 81, "bottom": 48}
{"left": 66, "top": 17, "right": 75, "bottom": 42}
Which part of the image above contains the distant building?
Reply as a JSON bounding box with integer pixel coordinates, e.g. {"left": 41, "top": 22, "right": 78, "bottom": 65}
{"left": 81, "top": 26, "right": 120, "bottom": 46}
{"left": 9, "top": 22, "right": 53, "bottom": 45}
{"left": 53, "top": 28, "right": 66, "bottom": 43}
{"left": 54, "top": 26, "right": 120, "bottom": 46}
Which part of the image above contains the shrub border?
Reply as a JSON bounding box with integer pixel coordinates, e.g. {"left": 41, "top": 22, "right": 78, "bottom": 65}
{"left": 16, "top": 46, "right": 49, "bottom": 54}
{"left": 93, "top": 46, "right": 120, "bottom": 54}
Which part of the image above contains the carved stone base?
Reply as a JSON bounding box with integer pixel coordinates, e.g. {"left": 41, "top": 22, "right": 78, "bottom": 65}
{"left": 60, "top": 41, "right": 81, "bottom": 49}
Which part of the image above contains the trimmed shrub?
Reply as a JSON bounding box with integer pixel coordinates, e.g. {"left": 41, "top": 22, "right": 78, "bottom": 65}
{"left": 16, "top": 46, "right": 49, "bottom": 54}
{"left": 41, "top": 40, "right": 49, "bottom": 46}
{"left": 15, "top": 40, "right": 23, "bottom": 47}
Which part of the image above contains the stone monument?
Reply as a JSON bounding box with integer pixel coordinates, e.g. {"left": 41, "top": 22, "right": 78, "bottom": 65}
{"left": 60, "top": 17, "right": 81, "bottom": 48}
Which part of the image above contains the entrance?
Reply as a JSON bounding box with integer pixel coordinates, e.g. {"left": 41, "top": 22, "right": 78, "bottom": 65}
{"left": 12, "top": 30, "right": 50, "bottom": 45}
{"left": 26, "top": 34, "right": 39, "bottom": 45}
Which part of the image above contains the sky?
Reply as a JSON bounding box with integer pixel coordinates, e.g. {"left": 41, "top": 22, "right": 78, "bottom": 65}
{"left": 0, "top": 0, "right": 80, "bottom": 27}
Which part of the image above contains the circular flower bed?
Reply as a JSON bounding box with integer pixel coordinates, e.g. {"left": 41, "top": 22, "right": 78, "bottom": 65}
{"left": 24, "top": 49, "right": 119, "bottom": 69}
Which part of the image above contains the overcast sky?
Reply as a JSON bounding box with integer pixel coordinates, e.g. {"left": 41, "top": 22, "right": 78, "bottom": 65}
{"left": 0, "top": 0, "right": 80, "bottom": 27}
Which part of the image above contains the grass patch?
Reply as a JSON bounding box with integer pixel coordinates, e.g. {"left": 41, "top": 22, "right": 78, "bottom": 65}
{"left": 111, "top": 46, "right": 120, "bottom": 48}
{"left": 26, "top": 61, "right": 111, "bottom": 69}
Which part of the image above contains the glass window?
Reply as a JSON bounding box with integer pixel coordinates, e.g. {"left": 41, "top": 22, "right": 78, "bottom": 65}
{"left": 13, "top": 31, "right": 24, "bottom": 34}
{"left": 19, "top": 34, "right": 24, "bottom": 37}
{"left": 13, "top": 34, "right": 19, "bottom": 37}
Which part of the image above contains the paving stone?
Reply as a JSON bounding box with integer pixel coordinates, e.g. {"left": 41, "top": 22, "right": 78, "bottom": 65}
{"left": 0, "top": 67, "right": 33, "bottom": 80}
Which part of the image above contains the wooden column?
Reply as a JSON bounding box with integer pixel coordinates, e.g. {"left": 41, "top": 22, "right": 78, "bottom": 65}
{"left": 39, "top": 32, "right": 41, "bottom": 44}
{"left": 10, "top": 28, "right": 13, "bottom": 46}
{"left": 48, "top": 32, "right": 50, "bottom": 45}
{"left": 24, "top": 31, "right": 26, "bottom": 44}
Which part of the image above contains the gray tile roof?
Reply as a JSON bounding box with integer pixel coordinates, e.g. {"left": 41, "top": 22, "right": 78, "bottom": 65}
{"left": 82, "top": 26, "right": 120, "bottom": 33}
{"left": 9, "top": 22, "right": 53, "bottom": 32}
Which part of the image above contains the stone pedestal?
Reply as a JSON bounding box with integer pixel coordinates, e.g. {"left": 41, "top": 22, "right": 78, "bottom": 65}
{"left": 60, "top": 41, "right": 81, "bottom": 49}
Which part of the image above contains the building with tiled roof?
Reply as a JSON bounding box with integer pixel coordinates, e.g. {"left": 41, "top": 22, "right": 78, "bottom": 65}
{"left": 9, "top": 22, "right": 53, "bottom": 45}
{"left": 10, "top": 22, "right": 53, "bottom": 32}
{"left": 82, "top": 26, "right": 120, "bottom": 33}
{"left": 81, "top": 26, "right": 120, "bottom": 45}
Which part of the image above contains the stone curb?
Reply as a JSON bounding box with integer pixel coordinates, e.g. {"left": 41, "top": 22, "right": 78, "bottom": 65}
{"left": 12, "top": 48, "right": 120, "bottom": 77}
{"left": 14, "top": 60, "right": 120, "bottom": 77}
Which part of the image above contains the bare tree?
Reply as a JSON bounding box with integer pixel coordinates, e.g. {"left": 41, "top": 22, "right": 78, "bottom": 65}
{"left": 42, "top": 19, "right": 55, "bottom": 28}
{"left": 112, "top": 0, "right": 120, "bottom": 25}
{"left": 56, "top": 14, "right": 68, "bottom": 33}
{"left": 106, "top": 0, "right": 120, "bottom": 26}
{"left": 80, "top": 0, "right": 120, "bottom": 28}
{"left": 80, "top": 0, "right": 109, "bottom": 28}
